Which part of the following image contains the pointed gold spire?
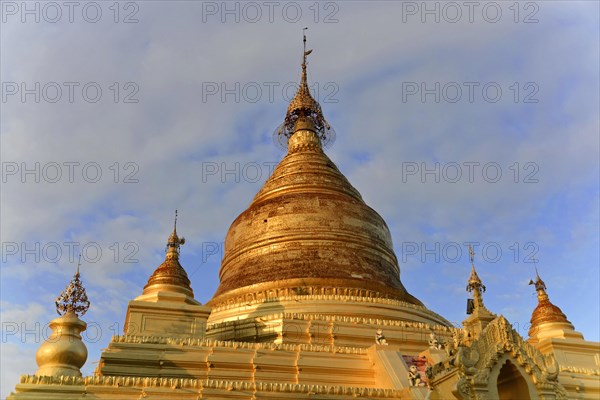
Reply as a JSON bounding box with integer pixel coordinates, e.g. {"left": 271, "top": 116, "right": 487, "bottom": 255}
{"left": 528, "top": 267, "right": 573, "bottom": 337}
{"left": 529, "top": 267, "right": 549, "bottom": 302}
{"left": 466, "top": 245, "right": 486, "bottom": 310}
{"left": 55, "top": 254, "right": 90, "bottom": 317}
{"left": 165, "top": 209, "right": 185, "bottom": 258}
{"left": 275, "top": 28, "right": 335, "bottom": 149}
{"left": 462, "top": 244, "right": 495, "bottom": 342}
{"left": 143, "top": 210, "right": 193, "bottom": 298}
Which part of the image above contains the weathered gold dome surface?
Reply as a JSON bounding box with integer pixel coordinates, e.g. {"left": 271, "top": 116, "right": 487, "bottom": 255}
{"left": 528, "top": 271, "right": 574, "bottom": 337}
{"left": 209, "top": 120, "right": 421, "bottom": 307}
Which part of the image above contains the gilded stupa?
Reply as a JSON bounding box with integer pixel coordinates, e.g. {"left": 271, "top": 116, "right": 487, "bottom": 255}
{"left": 8, "top": 35, "right": 600, "bottom": 400}
{"left": 209, "top": 31, "right": 427, "bottom": 316}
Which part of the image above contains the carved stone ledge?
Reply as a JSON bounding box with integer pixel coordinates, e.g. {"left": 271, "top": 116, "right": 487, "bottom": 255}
{"left": 559, "top": 365, "right": 600, "bottom": 376}
{"left": 208, "top": 308, "right": 452, "bottom": 332}
{"left": 18, "top": 375, "right": 405, "bottom": 397}
{"left": 110, "top": 334, "right": 368, "bottom": 354}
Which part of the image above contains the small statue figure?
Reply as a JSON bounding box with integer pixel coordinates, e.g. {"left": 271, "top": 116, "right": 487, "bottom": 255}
{"left": 428, "top": 331, "right": 442, "bottom": 350}
{"left": 408, "top": 365, "right": 422, "bottom": 386}
{"left": 452, "top": 329, "right": 464, "bottom": 348}
{"left": 375, "top": 328, "right": 388, "bottom": 345}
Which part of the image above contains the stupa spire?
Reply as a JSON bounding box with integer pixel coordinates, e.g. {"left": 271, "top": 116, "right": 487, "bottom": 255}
{"left": 142, "top": 210, "right": 193, "bottom": 298}
{"left": 462, "top": 244, "right": 496, "bottom": 341}
{"left": 530, "top": 266, "right": 549, "bottom": 302}
{"left": 274, "top": 29, "right": 335, "bottom": 149}
{"left": 165, "top": 209, "right": 185, "bottom": 258}
{"left": 528, "top": 266, "right": 576, "bottom": 338}
{"left": 209, "top": 34, "right": 425, "bottom": 315}
{"left": 37, "top": 259, "right": 89, "bottom": 377}
{"left": 466, "top": 245, "right": 486, "bottom": 310}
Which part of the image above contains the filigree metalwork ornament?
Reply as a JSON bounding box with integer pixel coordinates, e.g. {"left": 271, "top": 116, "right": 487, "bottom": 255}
{"left": 274, "top": 28, "right": 336, "bottom": 150}
{"left": 466, "top": 245, "right": 486, "bottom": 294}
{"left": 55, "top": 259, "right": 90, "bottom": 317}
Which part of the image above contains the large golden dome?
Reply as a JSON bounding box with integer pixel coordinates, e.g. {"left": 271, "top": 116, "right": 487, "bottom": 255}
{"left": 209, "top": 36, "right": 422, "bottom": 308}
{"left": 209, "top": 121, "right": 421, "bottom": 307}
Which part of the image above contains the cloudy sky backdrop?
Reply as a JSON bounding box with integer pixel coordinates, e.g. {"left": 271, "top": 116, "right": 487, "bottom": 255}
{"left": 1, "top": 1, "right": 599, "bottom": 397}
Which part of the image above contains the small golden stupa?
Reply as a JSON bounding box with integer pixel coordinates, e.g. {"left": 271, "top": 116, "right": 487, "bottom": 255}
{"left": 35, "top": 257, "right": 90, "bottom": 378}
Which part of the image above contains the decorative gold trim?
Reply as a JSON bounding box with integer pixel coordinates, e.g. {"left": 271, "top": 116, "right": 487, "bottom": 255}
{"left": 55, "top": 256, "right": 90, "bottom": 317}
{"left": 18, "top": 375, "right": 405, "bottom": 397}
{"left": 110, "top": 334, "right": 368, "bottom": 354}
{"left": 206, "top": 311, "right": 453, "bottom": 333}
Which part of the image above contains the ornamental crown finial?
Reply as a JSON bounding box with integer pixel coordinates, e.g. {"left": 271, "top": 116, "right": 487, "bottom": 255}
{"left": 273, "top": 29, "right": 335, "bottom": 150}
{"left": 528, "top": 262, "right": 548, "bottom": 299}
{"left": 469, "top": 244, "right": 475, "bottom": 266}
{"left": 55, "top": 255, "right": 90, "bottom": 317}
{"left": 166, "top": 209, "right": 185, "bottom": 256}
{"left": 466, "top": 245, "right": 485, "bottom": 293}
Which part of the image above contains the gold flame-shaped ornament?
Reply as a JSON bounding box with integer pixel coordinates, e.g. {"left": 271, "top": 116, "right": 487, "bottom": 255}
{"left": 55, "top": 256, "right": 90, "bottom": 317}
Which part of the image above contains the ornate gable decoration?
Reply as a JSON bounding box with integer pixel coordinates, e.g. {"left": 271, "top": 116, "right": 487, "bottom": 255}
{"left": 429, "top": 316, "right": 566, "bottom": 399}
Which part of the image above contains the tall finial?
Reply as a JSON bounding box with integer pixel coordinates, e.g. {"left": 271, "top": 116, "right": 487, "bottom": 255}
{"left": 303, "top": 27, "right": 307, "bottom": 59}
{"left": 166, "top": 209, "right": 185, "bottom": 256}
{"left": 529, "top": 260, "right": 548, "bottom": 300}
{"left": 174, "top": 209, "right": 178, "bottom": 234}
{"left": 466, "top": 244, "right": 486, "bottom": 311}
{"left": 302, "top": 27, "right": 312, "bottom": 76}
{"left": 466, "top": 245, "right": 485, "bottom": 292}
{"left": 469, "top": 244, "right": 475, "bottom": 266}
{"left": 76, "top": 253, "right": 81, "bottom": 275}
{"left": 55, "top": 257, "right": 90, "bottom": 317}
{"left": 273, "top": 29, "right": 335, "bottom": 150}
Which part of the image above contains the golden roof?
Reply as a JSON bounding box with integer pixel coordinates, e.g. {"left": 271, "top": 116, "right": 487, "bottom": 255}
{"left": 143, "top": 211, "right": 194, "bottom": 298}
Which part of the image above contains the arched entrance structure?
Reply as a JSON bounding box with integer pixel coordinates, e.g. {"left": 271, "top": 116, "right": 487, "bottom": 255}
{"left": 428, "top": 317, "right": 567, "bottom": 399}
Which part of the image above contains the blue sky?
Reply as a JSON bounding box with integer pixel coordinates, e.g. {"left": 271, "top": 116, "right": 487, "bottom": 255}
{"left": 1, "top": 1, "right": 599, "bottom": 397}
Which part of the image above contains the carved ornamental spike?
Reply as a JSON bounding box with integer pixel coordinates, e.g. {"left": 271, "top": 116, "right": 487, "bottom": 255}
{"left": 55, "top": 255, "right": 90, "bottom": 317}
{"left": 166, "top": 210, "right": 185, "bottom": 256}
{"left": 466, "top": 245, "right": 486, "bottom": 294}
{"left": 274, "top": 28, "right": 336, "bottom": 150}
{"left": 529, "top": 265, "right": 547, "bottom": 293}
